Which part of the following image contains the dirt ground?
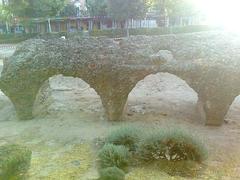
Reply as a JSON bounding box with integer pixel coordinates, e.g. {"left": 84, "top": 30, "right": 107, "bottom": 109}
{"left": 1, "top": 46, "right": 240, "bottom": 179}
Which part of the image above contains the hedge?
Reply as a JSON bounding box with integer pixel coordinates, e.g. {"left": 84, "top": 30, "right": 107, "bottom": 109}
{"left": 0, "top": 25, "right": 220, "bottom": 44}
{"left": 0, "top": 33, "right": 38, "bottom": 44}
{"left": 90, "top": 25, "right": 220, "bottom": 38}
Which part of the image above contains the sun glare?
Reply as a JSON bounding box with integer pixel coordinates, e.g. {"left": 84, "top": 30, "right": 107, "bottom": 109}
{"left": 194, "top": 0, "right": 240, "bottom": 32}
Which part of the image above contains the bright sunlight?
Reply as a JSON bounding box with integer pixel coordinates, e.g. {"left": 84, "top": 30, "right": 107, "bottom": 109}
{"left": 194, "top": 0, "right": 240, "bottom": 31}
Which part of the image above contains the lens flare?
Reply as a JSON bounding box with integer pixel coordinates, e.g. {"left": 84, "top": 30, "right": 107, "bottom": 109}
{"left": 194, "top": 0, "right": 240, "bottom": 32}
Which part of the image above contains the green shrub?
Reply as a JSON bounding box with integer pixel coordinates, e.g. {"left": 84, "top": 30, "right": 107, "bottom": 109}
{"left": 90, "top": 25, "right": 220, "bottom": 38}
{"left": 99, "top": 167, "right": 125, "bottom": 180}
{"left": 106, "top": 125, "right": 141, "bottom": 151}
{"left": 0, "top": 144, "right": 32, "bottom": 179}
{"left": 0, "top": 33, "right": 38, "bottom": 44}
{"left": 137, "top": 128, "right": 207, "bottom": 163}
{"left": 98, "top": 144, "right": 130, "bottom": 171}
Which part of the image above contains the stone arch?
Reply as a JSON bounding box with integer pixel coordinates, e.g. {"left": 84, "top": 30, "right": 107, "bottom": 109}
{"left": 124, "top": 68, "right": 239, "bottom": 126}
{"left": 126, "top": 72, "right": 199, "bottom": 121}
{"left": 32, "top": 74, "right": 104, "bottom": 118}
{"left": 0, "top": 69, "right": 107, "bottom": 120}
{"left": 0, "top": 61, "right": 158, "bottom": 122}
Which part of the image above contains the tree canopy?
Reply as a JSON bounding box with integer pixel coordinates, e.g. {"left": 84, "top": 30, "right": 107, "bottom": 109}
{"left": 60, "top": 3, "right": 78, "bottom": 17}
{"left": 0, "top": 4, "right": 12, "bottom": 22}
{"left": 86, "top": 0, "right": 108, "bottom": 17}
{"left": 107, "top": 0, "right": 147, "bottom": 21}
{"left": 6, "top": 0, "right": 66, "bottom": 18}
{"left": 153, "top": 0, "right": 198, "bottom": 17}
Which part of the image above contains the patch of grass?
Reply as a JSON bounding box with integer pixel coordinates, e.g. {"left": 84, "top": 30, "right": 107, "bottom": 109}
{"left": 106, "top": 125, "right": 141, "bottom": 151}
{"left": 29, "top": 143, "right": 93, "bottom": 179}
{"left": 126, "top": 164, "right": 186, "bottom": 180}
{"left": 0, "top": 144, "right": 32, "bottom": 180}
{"left": 99, "top": 167, "right": 125, "bottom": 180}
{"left": 126, "top": 161, "right": 206, "bottom": 179}
{"left": 156, "top": 160, "right": 205, "bottom": 177}
{"left": 137, "top": 127, "right": 208, "bottom": 163}
{"left": 98, "top": 144, "right": 130, "bottom": 171}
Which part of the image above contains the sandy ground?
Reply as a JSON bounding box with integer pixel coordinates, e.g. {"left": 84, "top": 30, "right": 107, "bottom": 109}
{"left": 1, "top": 46, "right": 240, "bottom": 179}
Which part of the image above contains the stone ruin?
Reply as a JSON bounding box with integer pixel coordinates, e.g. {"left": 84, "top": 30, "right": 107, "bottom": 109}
{"left": 1, "top": 31, "right": 240, "bottom": 126}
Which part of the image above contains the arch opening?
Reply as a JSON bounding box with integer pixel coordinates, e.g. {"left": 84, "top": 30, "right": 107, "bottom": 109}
{"left": 0, "top": 89, "right": 16, "bottom": 121}
{"left": 225, "top": 95, "right": 240, "bottom": 124}
{"left": 32, "top": 74, "right": 104, "bottom": 119}
{"left": 126, "top": 72, "right": 200, "bottom": 123}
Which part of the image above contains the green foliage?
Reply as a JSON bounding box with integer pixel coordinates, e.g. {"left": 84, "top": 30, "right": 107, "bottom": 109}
{"left": 86, "top": 0, "right": 108, "bottom": 17}
{"left": 0, "top": 4, "right": 12, "bottom": 22}
{"left": 90, "top": 25, "right": 219, "bottom": 38}
{"left": 106, "top": 125, "right": 141, "bottom": 151}
{"left": 98, "top": 144, "right": 130, "bottom": 171}
{"left": 99, "top": 167, "right": 125, "bottom": 180}
{"left": 137, "top": 128, "right": 207, "bottom": 163}
{"left": 5, "top": 0, "right": 29, "bottom": 17}
{"left": 0, "top": 2, "right": 14, "bottom": 33}
{"left": 0, "top": 144, "right": 32, "bottom": 179}
{"left": 6, "top": 0, "right": 66, "bottom": 18}
{"left": 0, "top": 33, "right": 37, "bottom": 44}
{"left": 152, "top": 0, "right": 198, "bottom": 17}
{"left": 60, "top": 3, "right": 78, "bottom": 17}
{"left": 107, "top": 0, "right": 147, "bottom": 21}
{"left": 26, "top": 0, "right": 66, "bottom": 18}
{"left": 165, "top": 0, "right": 198, "bottom": 17}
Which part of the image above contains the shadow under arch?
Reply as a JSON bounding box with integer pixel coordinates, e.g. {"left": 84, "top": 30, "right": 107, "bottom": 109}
{"left": 126, "top": 72, "right": 200, "bottom": 122}
{"left": 32, "top": 74, "right": 104, "bottom": 118}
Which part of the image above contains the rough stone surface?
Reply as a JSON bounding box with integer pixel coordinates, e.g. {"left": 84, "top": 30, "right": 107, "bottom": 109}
{"left": 1, "top": 31, "right": 240, "bottom": 125}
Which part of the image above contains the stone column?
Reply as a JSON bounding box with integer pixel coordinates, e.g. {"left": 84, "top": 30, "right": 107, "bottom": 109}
{"left": 1, "top": 88, "right": 38, "bottom": 120}
{"left": 202, "top": 99, "right": 232, "bottom": 126}
{"left": 196, "top": 93, "right": 236, "bottom": 126}
{"left": 100, "top": 93, "right": 128, "bottom": 121}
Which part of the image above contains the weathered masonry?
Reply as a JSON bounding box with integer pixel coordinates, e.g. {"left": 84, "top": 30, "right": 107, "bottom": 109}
{"left": 1, "top": 31, "right": 240, "bottom": 126}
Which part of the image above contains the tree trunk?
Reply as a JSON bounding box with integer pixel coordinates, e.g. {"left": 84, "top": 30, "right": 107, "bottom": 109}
{"left": 100, "top": 20, "right": 103, "bottom": 30}
{"left": 126, "top": 20, "right": 129, "bottom": 37}
{"left": 5, "top": 21, "right": 9, "bottom": 34}
{"left": 48, "top": 18, "right": 52, "bottom": 33}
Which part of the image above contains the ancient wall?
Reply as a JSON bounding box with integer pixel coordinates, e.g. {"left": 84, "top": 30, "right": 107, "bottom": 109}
{"left": 1, "top": 31, "right": 240, "bottom": 126}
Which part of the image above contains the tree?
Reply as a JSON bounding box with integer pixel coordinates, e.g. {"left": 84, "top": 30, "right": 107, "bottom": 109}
{"left": 152, "top": 0, "right": 198, "bottom": 26}
{"left": 0, "top": 4, "right": 12, "bottom": 33}
{"left": 107, "top": 0, "right": 147, "bottom": 37}
{"left": 26, "top": 0, "right": 66, "bottom": 18}
{"left": 5, "top": 0, "right": 66, "bottom": 33}
{"left": 6, "top": 0, "right": 29, "bottom": 17}
{"left": 165, "top": 0, "right": 196, "bottom": 17}
{"left": 85, "top": 0, "right": 107, "bottom": 31}
{"left": 86, "top": 0, "right": 108, "bottom": 17}
{"left": 60, "top": 3, "right": 78, "bottom": 17}
{"left": 5, "top": 0, "right": 66, "bottom": 18}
